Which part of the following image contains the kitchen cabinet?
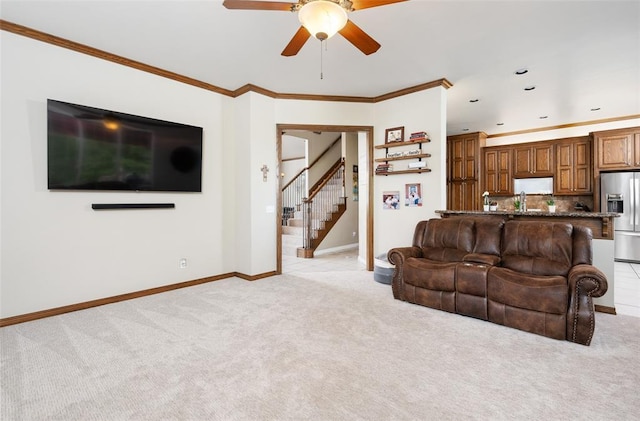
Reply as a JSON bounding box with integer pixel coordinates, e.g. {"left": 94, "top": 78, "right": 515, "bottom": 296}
{"left": 513, "top": 143, "right": 554, "bottom": 177}
{"left": 483, "top": 146, "right": 512, "bottom": 196}
{"left": 555, "top": 136, "right": 592, "bottom": 195}
{"left": 594, "top": 127, "right": 640, "bottom": 170}
{"left": 446, "top": 132, "right": 486, "bottom": 210}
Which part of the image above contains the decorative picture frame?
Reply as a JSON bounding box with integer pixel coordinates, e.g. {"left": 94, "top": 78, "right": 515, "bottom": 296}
{"left": 405, "top": 183, "right": 422, "bottom": 207}
{"left": 385, "top": 126, "right": 405, "bottom": 144}
{"left": 383, "top": 191, "right": 400, "bottom": 210}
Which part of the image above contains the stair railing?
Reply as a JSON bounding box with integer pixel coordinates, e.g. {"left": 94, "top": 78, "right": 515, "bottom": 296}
{"left": 301, "top": 158, "right": 345, "bottom": 249}
{"left": 281, "top": 135, "right": 342, "bottom": 226}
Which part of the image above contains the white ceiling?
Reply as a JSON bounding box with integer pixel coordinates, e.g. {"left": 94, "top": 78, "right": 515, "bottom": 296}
{"left": 2, "top": 0, "right": 639, "bottom": 136}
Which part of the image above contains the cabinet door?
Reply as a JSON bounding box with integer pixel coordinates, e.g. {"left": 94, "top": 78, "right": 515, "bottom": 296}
{"left": 513, "top": 147, "right": 533, "bottom": 177}
{"left": 496, "top": 149, "right": 513, "bottom": 195}
{"left": 448, "top": 181, "right": 464, "bottom": 210}
{"left": 532, "top": 144, "right": 554, "bottom": 175}
{"left": 597, "top": 133, "right": 634, "bottom": 169}
{"left": 573, "top": 140, "right": 592, "bottom": 193}
{"left": 450, "top": 138, "right": 465, "bottom": 180}
{"left": 635, "top": 134, "right": 640, "bottom": 168}
{"left": 514, "top": 144, "right": 553, "bottom": 177}
{"left": 555, "top": 143, "right": 574, "bottom": 194}
{"left": 555, "top": 139, "right": 592, "bottom": 195}
{"left": 463, "top": 137, "right": 478, "bottom": 180}
{"left": 484, "top": 148, "right": 512, "bottom": 195}
{"left": 450, "top": 136, "right": 478, "bottom": 180}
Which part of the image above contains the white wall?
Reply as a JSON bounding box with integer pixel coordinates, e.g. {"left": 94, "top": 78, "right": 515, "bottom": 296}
{"left": 0, "top": 32, "right": 229, "bottom": 318}
{"left": 372, "top": 88, "right": 448, "bottom": 256}
{"left": 1, "top": 30, "right": 448, "bottom": 319}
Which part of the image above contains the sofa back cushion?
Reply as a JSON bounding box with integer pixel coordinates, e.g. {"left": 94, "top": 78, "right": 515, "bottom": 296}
{"left": 420, "top": 218, "right": 475, "bottom": 262}
{"left": 472, "top": 218, "right": 504, "bottom": 256}
{"left": 501, "top": 221, "right": 574, "bottom": 276}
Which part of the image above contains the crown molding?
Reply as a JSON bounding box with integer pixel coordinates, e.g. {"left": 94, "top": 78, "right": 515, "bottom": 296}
{"left": 487, "top": 114, "right": 640, "bottom": 138}
{"left": 0, "top": 19, "right": 451, "bottom": 103}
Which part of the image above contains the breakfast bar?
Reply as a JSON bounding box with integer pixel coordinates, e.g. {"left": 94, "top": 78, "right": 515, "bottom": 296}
{"left": 436, "top": 210, "right": 618, "bottom": 240}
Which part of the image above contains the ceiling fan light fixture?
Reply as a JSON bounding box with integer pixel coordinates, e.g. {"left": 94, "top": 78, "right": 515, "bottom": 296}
{"left": 299, "top": 0, "right": 348, "bottom": 41}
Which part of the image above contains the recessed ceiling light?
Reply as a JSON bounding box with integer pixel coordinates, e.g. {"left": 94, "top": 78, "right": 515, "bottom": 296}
{"left": 524, "top": 86, "right": 536, "bottom": 91}
{"left": 591, "top": 107, "right": 601, "bottom": 111}
{"left": 497, "top": 122, "right": 504, "bottom": 126}
{"left": 515, "top": 68, "right": 529, "bottom": 75}
{"left": 469, "top": 99, "right": 479, "bottom": 103}
{"left": 539, "top": 116, "right": 548, "bottom": 119}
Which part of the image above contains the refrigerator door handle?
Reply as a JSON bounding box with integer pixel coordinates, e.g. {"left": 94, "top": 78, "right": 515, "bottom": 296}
{"left": 635, "top": 175, "right": 640, "bottom": 232}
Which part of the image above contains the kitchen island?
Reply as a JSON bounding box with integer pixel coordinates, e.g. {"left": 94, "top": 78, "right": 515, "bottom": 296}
{"left": 436, "top": 210, "right": 618, "bottom": 240}
{"left": 435, "top": 209, "right": 619, "bottom": 312}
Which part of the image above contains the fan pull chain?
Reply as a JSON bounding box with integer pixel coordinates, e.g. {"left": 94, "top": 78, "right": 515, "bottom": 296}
{"left": 320, "top": 39, "right": 324, "bottom": 80}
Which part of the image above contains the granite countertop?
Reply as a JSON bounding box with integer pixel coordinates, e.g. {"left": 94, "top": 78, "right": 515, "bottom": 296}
{"left": 435, "top": 210, "right": 620, "bottom": 218}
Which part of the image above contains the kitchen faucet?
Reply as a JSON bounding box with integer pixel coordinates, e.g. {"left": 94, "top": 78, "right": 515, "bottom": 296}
{"left": 520, "top": 191, "right": 527, "bottom": 212}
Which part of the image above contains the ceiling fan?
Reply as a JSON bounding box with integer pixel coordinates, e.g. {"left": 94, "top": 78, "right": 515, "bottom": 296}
{"left": 222, "top": 0, "right": 407, "bottom": 56}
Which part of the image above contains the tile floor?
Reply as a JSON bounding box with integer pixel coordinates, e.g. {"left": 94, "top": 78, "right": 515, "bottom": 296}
{"left": 283, "top": 249, "right": 640, "bottom": 318}
{"left": 613, "top": 262, "right": 640, "bottom": 317}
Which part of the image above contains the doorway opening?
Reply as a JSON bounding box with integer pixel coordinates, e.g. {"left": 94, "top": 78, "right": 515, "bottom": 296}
{"left": 276, "top": 124, "right": 374, "bottom": 274}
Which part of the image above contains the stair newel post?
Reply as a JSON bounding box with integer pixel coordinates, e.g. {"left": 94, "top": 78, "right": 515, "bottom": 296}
{"left": 302, "top": 197, "right": 312, "bottom": 250}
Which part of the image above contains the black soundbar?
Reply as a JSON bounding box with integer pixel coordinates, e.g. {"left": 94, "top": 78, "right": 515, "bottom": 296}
{"left": 91, "top": 203, "right": 175, "bottom": 210}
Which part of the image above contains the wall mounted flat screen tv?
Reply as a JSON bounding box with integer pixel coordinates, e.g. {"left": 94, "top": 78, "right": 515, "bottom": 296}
{"left": 47, "top": 99, "right": 203, "bottom": 192}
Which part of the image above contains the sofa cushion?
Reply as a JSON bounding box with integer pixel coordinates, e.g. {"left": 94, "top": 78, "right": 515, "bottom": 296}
{"left": 472, "top": 218, "right": 504, "bottom": 257}
{"left": 501, "top": 221, "right": 573, "bottom": 276}
{"left": 488, "top": 267, "right": 568, "bottom": 314}
{"left": 403, "top": 258, "right": 457, "bottom": 291}
{"left": 420, "top": 218, "right": 474, "bottom": 262}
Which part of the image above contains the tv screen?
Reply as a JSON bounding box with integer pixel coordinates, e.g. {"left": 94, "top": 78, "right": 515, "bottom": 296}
{"left": 47, "top": 99, "right": 203, "bottom": 192}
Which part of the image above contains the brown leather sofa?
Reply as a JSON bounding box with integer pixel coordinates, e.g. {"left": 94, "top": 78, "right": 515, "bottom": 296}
{"left": 388, "top": 218, "right": 608, "bottom": 345}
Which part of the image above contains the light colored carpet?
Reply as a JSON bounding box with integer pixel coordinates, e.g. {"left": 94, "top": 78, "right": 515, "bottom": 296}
{"left": 1, "top": 271, "right": 639, "bottom": 420}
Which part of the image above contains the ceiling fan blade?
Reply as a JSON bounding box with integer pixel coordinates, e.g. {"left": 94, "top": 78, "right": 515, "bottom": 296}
{"left": 222, "top": 0, "right": 296, "bottom": 11}
{"left": 350, "top": 0, "right": 407, "bottom": 11}
{"left": 281, "top": 26, "right": 311, "bottom": 56}
{"left": 338, "top": 20, "right": 381, "bottom": 55}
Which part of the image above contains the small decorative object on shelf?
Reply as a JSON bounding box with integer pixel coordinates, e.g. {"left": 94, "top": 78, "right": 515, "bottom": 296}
{"left": 490, "top": 201, "right": 498, "bottom": 211}
{"left": 547, "top": 196, "right": 556, "bottom": 213}
{"left": 385, "top": 126, "right": 405, "bottom": 144}
{"left": 376, "top": 163, "right": 393, "bottom": 174}
{"left": 482, "top": 191, "right": 490, "bottom": 211}
{"left": 409, "top": 131, "right": 430, "bottom": 142}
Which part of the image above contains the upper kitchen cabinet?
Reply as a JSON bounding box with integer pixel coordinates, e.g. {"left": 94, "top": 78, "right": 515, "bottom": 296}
{"left": 513, "top": 142, "right": 554, "bottom": 177}
{"left": 483, "top": 146, "right": 513, "bottom": 196}
{"left": 555, "top": 136, "right": 592, "bottom": 195}
{"left": 446, "top": 132, "right": 487, "bottom": 210}
{"left": 594, "top": 127, "right": 640, "bottom": 170}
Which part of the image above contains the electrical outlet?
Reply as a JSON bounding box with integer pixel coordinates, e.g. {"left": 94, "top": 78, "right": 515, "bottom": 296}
{"left": 352, "top": 231, "right": 357, "bottom": 237}
{"left": 179, "top": 258, "right": 187, "bottom": 269}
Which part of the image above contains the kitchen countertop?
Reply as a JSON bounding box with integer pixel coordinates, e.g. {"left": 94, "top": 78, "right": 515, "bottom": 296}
{"left": 435, "top": 210, "right": 619, "bottom": 218}
{"left": 435, "top": 210, "right": 619, "bottom": 239}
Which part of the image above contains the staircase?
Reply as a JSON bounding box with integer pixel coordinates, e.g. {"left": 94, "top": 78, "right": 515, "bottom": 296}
{"left": 282, "top": 159, "right": 346, "bottom": 258}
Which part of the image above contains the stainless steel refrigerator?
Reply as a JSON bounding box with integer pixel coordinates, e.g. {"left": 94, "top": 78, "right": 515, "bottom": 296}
{"left": 601, "top": 172, "right": 640, "bottom": 263}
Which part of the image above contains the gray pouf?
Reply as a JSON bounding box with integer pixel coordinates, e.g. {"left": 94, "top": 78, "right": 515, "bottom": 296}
{"left": 374, "top": 253, "right": 395, "bottom": 285}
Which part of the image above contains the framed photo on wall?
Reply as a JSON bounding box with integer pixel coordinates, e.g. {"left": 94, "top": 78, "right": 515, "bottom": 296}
{"left": 405, "top": 183, "right": 422, "bottom": 207}
{"left": 383, "top": 191, "right": 400, "bottom": 210}
{"left": 385, "top": 126, "right": 404, "bottom": 144}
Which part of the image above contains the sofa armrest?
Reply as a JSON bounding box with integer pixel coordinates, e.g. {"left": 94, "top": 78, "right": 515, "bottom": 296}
{"left": 566, "top": 264, "right": 609, "bottom": 346}
{"left": 388, "top": 246, "right": 423, "bottom": 300}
